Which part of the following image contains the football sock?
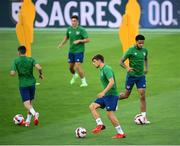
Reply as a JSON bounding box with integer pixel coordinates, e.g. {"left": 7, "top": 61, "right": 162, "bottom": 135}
{"left": 96, "top": 118, "right": 103, "bottom": 125}
{"left": 115, "top": 125, "right": 124, "bottom": 134}
{"left": 29, "top": 107, "right": 36, "bottom": 116}
{"left": 73, "top": 73, "right": 78, "bottom": 78}
{"left": 26, "top": 113, "right": 32, "bottom": 123}
{"left": 81, "top": 77, "right": 87, "bottom": 84}
{"left": 141, "top": 112, "right": 146, "bottom": 117}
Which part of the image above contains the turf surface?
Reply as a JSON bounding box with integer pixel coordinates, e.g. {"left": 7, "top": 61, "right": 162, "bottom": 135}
{"left": 0, "top": 29, "right": 180, "bottom": 145}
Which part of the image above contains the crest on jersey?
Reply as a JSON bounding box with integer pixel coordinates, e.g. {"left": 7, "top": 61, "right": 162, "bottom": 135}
{"left": 76, "top": 31, "right": 80, "bottom": 35}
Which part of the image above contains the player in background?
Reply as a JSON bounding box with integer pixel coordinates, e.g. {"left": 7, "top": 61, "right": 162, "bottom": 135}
{"left": 58, "top": 15, "right": 90, "bottom": 87}
{"left": 10, "top": 46, "right": 44, "bottom": 127}
{"left": 119, "top": 34, "right": 150, "bottom": 124}
{"left": 89, "top": 54, "right": 126, "bottom": 139}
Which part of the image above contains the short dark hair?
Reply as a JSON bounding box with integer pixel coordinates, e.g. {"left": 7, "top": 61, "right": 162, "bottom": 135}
{"left": 92, "top": 54, "right": 104, "bottom": 62}
{"left": 135, "top": 34, "right": 145, "bottom": 41}
{"left": 71, "top": 15, "right": 78, "bottom": 20}
{"left": 18, "top": 46, "right": 26, "bottom": 54}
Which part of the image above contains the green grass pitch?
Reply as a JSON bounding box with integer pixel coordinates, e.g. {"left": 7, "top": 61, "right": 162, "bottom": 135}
{"left": 0, "top": 29, "right": 180, "bottom": 145}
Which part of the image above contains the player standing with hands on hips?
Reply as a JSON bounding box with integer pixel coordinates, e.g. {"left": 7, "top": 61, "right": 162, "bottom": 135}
{"left": 89, "top": 54, "right": 126, "bottom": 139}
{"left": 10, "top": 46, "right": 44, "bottom": 127}
{"left": 119, "top": 34, "right": 150, "bottom": 124}
{"left": 58, "top": 15, "right": 90, "bottom": 87}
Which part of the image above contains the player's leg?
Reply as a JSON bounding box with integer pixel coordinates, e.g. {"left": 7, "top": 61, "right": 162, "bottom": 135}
{"left": 105, "top": 95, "right": 125, "bottom": 138}
{"left": 75, "top": 62, "right": 87, "bottom": 87}
{"left": 29, "top": 85, "right": 39, "bottom": 125}
{"left": 69, "top": 63, "right": 75, "bottom": 74}
{"left": 25, "top": 111, "right": 32, "bottom": 127}
{"left": 89, "top": 99, "right": 106, "bottom": 134}
{"left": 107, "top": 111, "right": 126, "bottom": 139}
{"left": 136, "top": 76, "right": 150, "bottom": 124}
{"left": 23, "top": 100, "right": 39, "bottom": 126}
{"left": 25, "top": 88, "right": 34, "bottom": 126}
{"left": 119, "top": 89, "right": 131, "bottom": 100}
{"left": 20, "top": 86, "right": 39, "bottom": 126}
{"left": 119, "top": 76, "right": 134, "bottom": 100}
{"left": 68, "top": 53, "right": 78, "bottom": 84}
{"left": 69, "top": 63, "right": 79, "bottom": 84}
{"left": 74, "top": 52, "right": 87, "bottom": 87}
{"left": 69, "top": 62, "right": 79, "bottom": 85}
{"left": 138, "top": 88, "right": 146, "bottom": 113}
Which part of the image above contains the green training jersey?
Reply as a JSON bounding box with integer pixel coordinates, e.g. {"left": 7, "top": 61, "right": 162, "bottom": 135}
{"left": 11, "top": 56, "right": 37, "bottom": 87}
{"left": 100, "top": 65, "right": 118, "bottom": 96}
{"left": 123, "top": 45, "right": 148, "bottom": 77}
{"left": 66, "top": 26, "right": 88, "bottom": 53}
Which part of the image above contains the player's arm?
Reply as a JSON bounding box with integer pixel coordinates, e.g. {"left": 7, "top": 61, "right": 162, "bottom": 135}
{"left": 97, "top": 78, "right": 114, "bottom": 98}
{"left": 10, "top": 61, "right": 16, "bottom": 76}
{"left": 35, "top": 64, "right": 44, "bottom": 79}
{"left": 73, "top": 38, "right": 90, "bottom": 44}
{"left": 120, "top": 57, "right": 133, "bottom": 72}
{"left": 144, "top": 56, "right": 148, "bottom": 74}
{"left": 58, "top": 36, "right": 68, "bottom": 48}
{"left": 73, "top": 28, "right": 90, "bottom": 44}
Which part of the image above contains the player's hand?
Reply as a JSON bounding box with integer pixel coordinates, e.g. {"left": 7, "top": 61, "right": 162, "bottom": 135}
{"left": 127, "top": 67, "right": 134, "bottom": 72}
{"left": 39, "top": 74, "right": 44, "bottom": 80}
{"left": 97, "top": 92, "right": 105, "bottom": 98}
{"left": 58, "top": 43, "right": 63, "bottom": 49}
{"left": 73, "top": 40, "right": 81, "bottom": 44}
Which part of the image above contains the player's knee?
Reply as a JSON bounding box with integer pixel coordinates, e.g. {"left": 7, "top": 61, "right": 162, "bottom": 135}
{"left": 23, "top": 100, "right": 31, "bottom": 109}
{"left": 120, "top": 92, "right": 129, "bottom": 98}
{"left": 89, "top": 103, "right": 96, "bottom": 111}
{"left": 75, "top": 63, "right": 81, "bottom": 68}
{"left": 89, "top": 103, "right": 94, "bottom": 110}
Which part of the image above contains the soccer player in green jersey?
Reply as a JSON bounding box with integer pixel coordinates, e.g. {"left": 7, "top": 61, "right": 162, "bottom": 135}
{"left": 58, "top": 15, "right": 90, "bottom": 87}
{"left": 89, "top": 54, "right": 126, "bottom": 139}
{"left": 10, "top": 46, "right": 44, "bottom": 127}
{"left": 119, "top": 34, "right": 150, "bottom": 124}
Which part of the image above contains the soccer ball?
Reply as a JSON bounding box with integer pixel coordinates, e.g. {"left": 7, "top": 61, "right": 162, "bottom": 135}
{"left": 75, "top": 127, "right": 87, "bottom": 138}
{"left": 13, "top": 114, "right": 24, "bottom": 125}
{"left": 134, "top": 114, "right": 145, "bottom": 125}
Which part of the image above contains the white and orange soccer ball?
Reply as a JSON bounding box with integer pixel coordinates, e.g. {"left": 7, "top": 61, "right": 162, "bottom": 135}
{"left": 13, "top": 114, "right": 24, "bottom": 125}
{"left": 134, "top": 114, "right": 145, "bottom": 125}
{"left": 75, "top": 127, "right": 87, "bottom": 138}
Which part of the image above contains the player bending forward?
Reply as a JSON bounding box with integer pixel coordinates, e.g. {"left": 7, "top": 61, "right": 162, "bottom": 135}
{"left": 89, "top": 54, "right": 126, "bottom": 139}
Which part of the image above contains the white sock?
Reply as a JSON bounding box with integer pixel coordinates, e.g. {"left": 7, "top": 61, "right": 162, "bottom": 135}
{"left": 26, "top": 113, "right": 32, "bottom": 123}
{"left": 81, "top": 77, "right": 87, "bottom": 84}
{"left": 115, "top": 125, "right": 124, "bottom": 134}
{"left": 96, "top": 118, "right": 103, "bottom": 125}
{"left": 141, "top": 112, "right": 146, "bottom": 117}
{"left": 29, "top": 107, "right": 36, "bottom": 116}
{"left": 73, "top": 73, "right": 78, "bottom": 77}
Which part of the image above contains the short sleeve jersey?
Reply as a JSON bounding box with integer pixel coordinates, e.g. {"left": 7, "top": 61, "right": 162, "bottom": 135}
{"left": 66, "top": 26, "right": 88, "bottom": 53}
{"left": 100, "top": 65, "right": 118, "bottom": 96}
{"left": 123, "top": 45, "right": 148, "bottom": 77}
{"left": 11, "top": 56, "right": 37, "bottom": 87}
